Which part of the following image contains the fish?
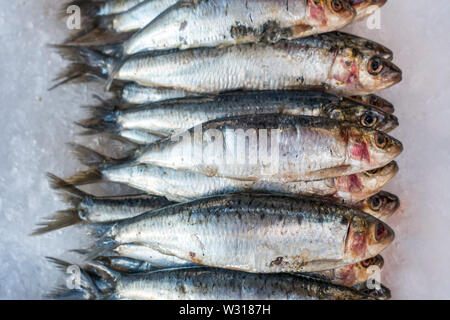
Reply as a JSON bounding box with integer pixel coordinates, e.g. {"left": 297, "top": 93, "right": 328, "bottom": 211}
{"left": 49, "top": 260, "right": 378, "bottom": 300}
{"left": 115, "top": 0, "right": 356, "bottom": 56}
{"left": 85, "top": 193, "right": 394, "bottom": 273}
{"left": 78, "top": 91, "right": 399, "bottom": 142}
{"left": 66, "top": 114, "right": 403, "bottom": 183}
{"left": 34, "top": 162, "right": 396, "bottom": 233}
{"left": 55, "top": 32, "right": 402, "bottom": 96}
{"left": 346, "top": 0, "right": 387, "bottom": 21}
{"left": 300, "top": 254, "right": 384, "bottom": 287}
{"left": 353, "top": 191, "right": 399, "bottom": 221}
{"left": 349, "top": 94, "right": 395, "bottom": 113}
{"left": 94, "top": 249, "right": 384, "bottom": 288}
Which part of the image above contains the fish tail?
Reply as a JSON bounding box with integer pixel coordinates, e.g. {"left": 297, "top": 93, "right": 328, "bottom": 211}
{"left": 48, "top": 169, "right": 103, "bottom": 188}
{"left": 47, "top": 173, "right": 88, "bottom": 204}
{"left": 76, "top": 103, "right": 120, "bottom": 134}
{"left": 31, "top": 209, "right": 83, "bottom": 236}
{"left": 68, "top": 143, "right": 131, "bottom": 168}
{"left": 49, "top": 45, "right": 116, "bottom": 89}
{"left": 45, "top": 257, "right": 104, "bottom": 300}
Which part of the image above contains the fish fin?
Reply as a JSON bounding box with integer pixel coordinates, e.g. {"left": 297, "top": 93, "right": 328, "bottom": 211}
{"left": 49, "top": 45, "right": 115, "bottom": 89}
{"left": 31, "top": 209, "right": 83, "bottom": 236}
{"left": 48, "top": 169, "right": 103, "bottom": 188}
{"left": 47, "top": 174, "right": 89, "bottom": 205}
{"left": 68, "top": 143, "right": 132, "bottom": 168}
{"left": 45, "top": 257, "right": 104, "bottom": 299}
{"left": 76, "top": 104, "right": 120, "bottom": 135}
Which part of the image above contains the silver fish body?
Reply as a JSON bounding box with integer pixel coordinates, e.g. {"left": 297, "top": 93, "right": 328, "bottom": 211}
{"left": 106, "top": 0, "right": 180, "bottom": 33}
{"left": 85, "top": 265, "right": 376, "bottom": 300}
{"left": 87, "top": 91, "right": 398, "bottom": 139}
{"left": 100, "top": 161, "right": 397, "bottom": 203}
{"left": 115, "top": 115, "right": 402, "bottom": 182}
{"left": 119, "top": 83, "right": 198, "bottom": 105}
{"left": 98, "top": 193, "right": 394, "bottom": 273}
{"left": 110, "top": 36, "right": 402, "bottom": 96}
{"left": 97, "top": 0, "right": 149, "bottom": 16}
{"left": 122, "top": 0, "right": 356, "bottom": 55}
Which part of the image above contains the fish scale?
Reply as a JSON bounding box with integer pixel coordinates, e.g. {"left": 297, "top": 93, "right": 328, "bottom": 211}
{"left": 99, "top": 194, "right": 394, "bottom": 273}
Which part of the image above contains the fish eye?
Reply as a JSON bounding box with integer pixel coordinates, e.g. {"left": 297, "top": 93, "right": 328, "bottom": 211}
{"left": 368, "top": 57, "right": 384, "bottom": 75}
{"left": 330, "top": 0, "right": 344, "bottom": 12}
{"left": 374, "top": 133, "right": 388, "bottom": 148}
{"left": 360, "top": 112, "right": 378, "bottom": 127}
{"left": 369, "top": 195, "right": 383, "bottom": 211}
{"left": 329, "top": 109, "right": 344, "bottom": 120}
{"left": 361, "top": 258, "right": 374, "bottom": 268}
{"left": 314, "top": 0, "right": 321, "bottom": 6}
{"left": 375, "top": 222, "right": 387, "bottom": 241}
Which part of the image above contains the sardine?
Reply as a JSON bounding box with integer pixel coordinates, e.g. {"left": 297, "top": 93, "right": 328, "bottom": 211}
{"left": 68, "top": 114, "right": 403, "bottom": 183}
{"left": 50, "top": 260, "right": 378, "bottom": 300}
{"left": 59, "top": 32, "right": 403, "bottom": 96}
{"left": 35, "top": 161, "right": 396, "bottom": 234}
{"left": 350, "top": 94, "right": 395, "bottom": 114}
{"left": 78, "top": 91, "right": 399, "bottom": 141}
{"left": 353, "top": 191, "right": 399, "bottom": 221}
{"left": 86, "top": 193, "right": 394, "bottom": 273}
{"left": 118, "top": 0, "right": 355, "bottom": 55}
{"left": 95, "top": 248, "right": 384, "bottom": 288}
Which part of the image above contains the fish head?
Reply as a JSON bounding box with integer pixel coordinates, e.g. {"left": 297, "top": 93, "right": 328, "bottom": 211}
{"left": 350, "top": 94, "right": 395, "bottom": 113}
{"left": 361, "top": 191, "right": 400, "bottom": 221}
{"left": 331, "top": 47, "right": 402, "bottom": 95}
{"left": 306, "top": 0, "right": 356, "bottom": 30}
{"left": 334, "top": 254, "right": 384, "bottom": 286}
{"left": 334, "top": 161, "right": 398, "bottom": 201}
{"left": 326, "top": 100, "right": 399, "bottom": 132}
{"left": 345, "top": 214, "right": 394, "bottom": 261}
{"left": 346, "top": 0, "right": 388, "bottom": 20}
{"left": 335, "top": 31, "right": 393, "bottom": 60}
{"left": 357, "top": 160, "right": 398, "bottom": 192}
{"left": 345, "top": 126, "right": 403, "bottom": 170}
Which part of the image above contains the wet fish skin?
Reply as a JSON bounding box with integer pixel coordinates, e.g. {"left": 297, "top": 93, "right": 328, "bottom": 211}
{"left": 61, "top": 263, "right": 376, "bottom": 300}
{"left": 349, "top": 94, "right": 395, "bottom": 114}
{"left": 80, "top": 91, "right": 398, "bottom": 141}
{"left": 353, "top": 191, "right": 399, "bottom": 221}
{"left": 95, "top": 193, "right": 394, "bottom": 273}
{"left": 119, "top": 83, "right": 199, "bottom": 105}
{"left": 67, "top": 0, "right": 149, "bottom": 17}
{"left": 35, "top": 161, "right": 396, "bottom": 234}
{"left": 109, "top": 37, "right": 402, "bottom": 96}
{"left": 122, "top": 0, "right": 356, "bottom": 55}
{"left": 115, "top": 114, "right": 402, "bottom": 182}
{"left": 106, "top": 243, "right": 197, "bottom": 268}
{"left": 101, "top": 0, "right": 180, "bottom": 33}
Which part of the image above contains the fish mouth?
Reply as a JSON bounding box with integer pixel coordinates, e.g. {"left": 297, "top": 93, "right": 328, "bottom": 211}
{"left": 382, "top": 113, "right": 399, "bottom": 132}
{"left": 382, "top": 193, "right": 400, "bottom": 219}
{"left": 378, "top": 59, "right": 403, "bottom": 87}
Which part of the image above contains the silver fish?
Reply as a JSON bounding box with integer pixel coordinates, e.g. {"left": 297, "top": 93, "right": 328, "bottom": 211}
{"left": 59, "top": 33, "right": 402, "bottom": 96}
{"left": 87, "top": 193, "right": 395, "bottom": 273}
{"left": 71, "top": 115, "right": 402, "bottom": 183}
{"left": 79, "top": 91, "right": 399, "bottom": 141}
{"left": 120, "top": 0, "right": 356, "bottom": 55}
{"left": 35, "top": 162, "right": 396, "bottom": 234}
{"left": 118, "top": 83, "right": 198, "bottom": 105}
{"left": 66, "top": 0, "right": 149, "bottom": 17}
{"left": 346, "top": 0, "right": 387, "bottom": 21}
{"left": 50, "top": 260, "right": 377, "bottom": 300}
{"left": 94, "top": 249, "right": 383, "bottom": 288}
